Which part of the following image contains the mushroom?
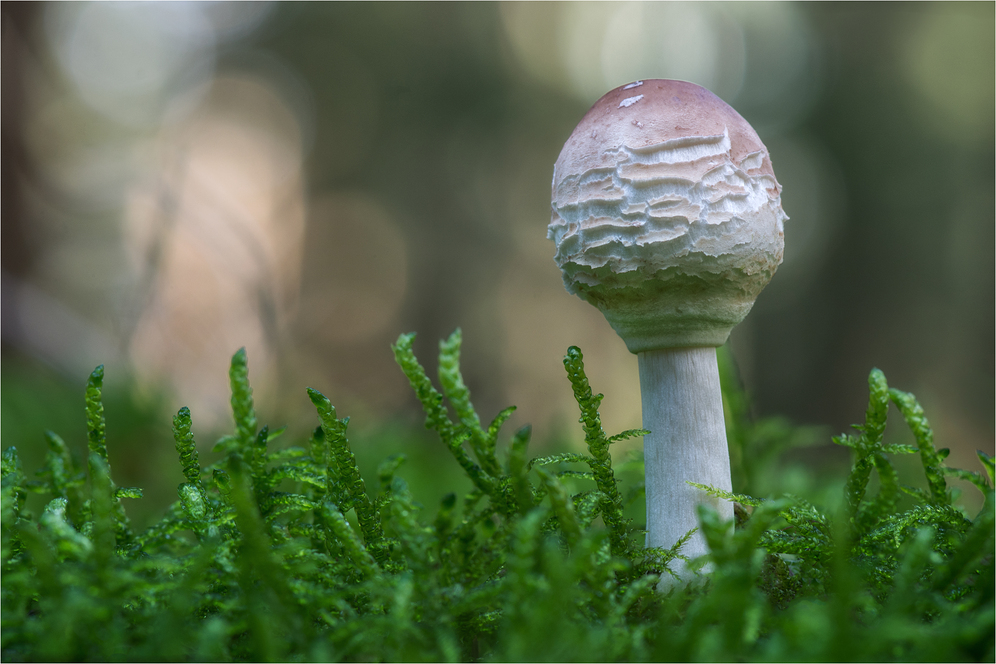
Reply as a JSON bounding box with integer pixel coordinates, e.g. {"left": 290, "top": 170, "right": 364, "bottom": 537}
{"left": 547, "top": 79, "right": 786, "bottom": 579}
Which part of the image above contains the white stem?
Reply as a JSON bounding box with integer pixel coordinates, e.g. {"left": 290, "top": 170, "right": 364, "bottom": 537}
{"left": 639, "top": 347, "right": 733, "bottom": 581}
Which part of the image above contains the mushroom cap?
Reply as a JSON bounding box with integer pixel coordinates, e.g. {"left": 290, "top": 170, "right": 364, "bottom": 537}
{"left": 548, "top": 79, "right": 787, "bottom": 352}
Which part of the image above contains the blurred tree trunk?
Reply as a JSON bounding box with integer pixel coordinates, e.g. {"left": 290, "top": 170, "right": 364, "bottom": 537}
{"left": 1, "top": 3, "right": 39, "bottom": 352}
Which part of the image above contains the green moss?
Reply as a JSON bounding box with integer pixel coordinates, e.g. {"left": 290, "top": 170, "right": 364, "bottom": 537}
{"left": 1, "top": 335, "right": 992, "bottom": 662}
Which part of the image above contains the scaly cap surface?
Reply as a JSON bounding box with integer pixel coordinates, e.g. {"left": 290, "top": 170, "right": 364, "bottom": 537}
{"left": 549, "top": 79, "right": 787, "bottom": 352}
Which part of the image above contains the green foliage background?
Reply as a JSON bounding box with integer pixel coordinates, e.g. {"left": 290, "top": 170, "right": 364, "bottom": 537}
{"left": 2, "top": 333, "right": 993, "bottom": 662}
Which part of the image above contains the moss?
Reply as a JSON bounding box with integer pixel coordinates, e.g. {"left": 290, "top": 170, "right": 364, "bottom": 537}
{"left": 1, "top": 333, "right": 992, "bottom": 662}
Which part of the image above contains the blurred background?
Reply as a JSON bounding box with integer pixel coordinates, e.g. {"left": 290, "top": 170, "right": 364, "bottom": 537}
{"left": 3, "top": 2, "right": 993, "bottom": 520}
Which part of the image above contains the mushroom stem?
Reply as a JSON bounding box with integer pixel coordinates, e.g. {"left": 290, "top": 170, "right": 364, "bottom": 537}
{"left": 639, "top": 346, "right": 733, "bottom": 580}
